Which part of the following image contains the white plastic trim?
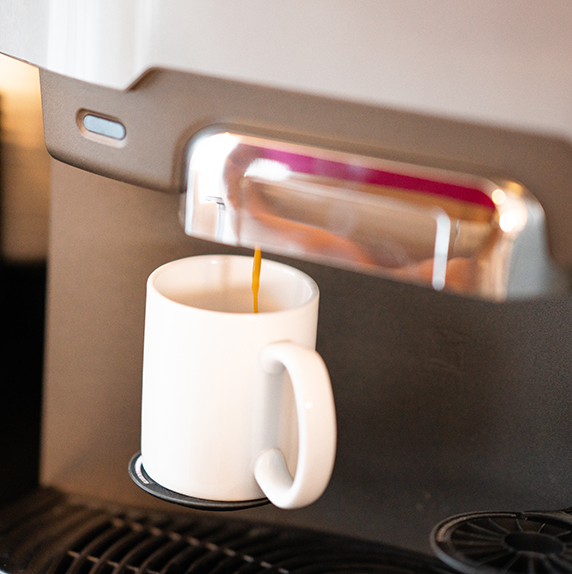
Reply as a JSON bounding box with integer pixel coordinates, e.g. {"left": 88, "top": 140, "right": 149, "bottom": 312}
{"left": 1, "top": 1, "right": 572, "bottom": 139}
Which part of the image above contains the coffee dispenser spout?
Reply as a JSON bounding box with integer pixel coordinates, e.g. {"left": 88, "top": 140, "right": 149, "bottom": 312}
{"left": 182, "top": 130, "right": 568, "bottom": 301}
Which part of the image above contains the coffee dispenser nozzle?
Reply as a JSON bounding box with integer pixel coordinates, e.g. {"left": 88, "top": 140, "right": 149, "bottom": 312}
{"left": 182, "top": 130, "right": 568, "bottom": 302}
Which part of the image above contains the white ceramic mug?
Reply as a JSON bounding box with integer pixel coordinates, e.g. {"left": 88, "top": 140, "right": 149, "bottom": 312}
{"left": 140, "top": 254, "right": 336, "bottom": 510}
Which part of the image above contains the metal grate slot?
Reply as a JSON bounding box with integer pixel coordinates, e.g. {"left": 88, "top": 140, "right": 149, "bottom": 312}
{"left": 157, "top": 543, "right": 211, "bottom": 574}
{"left": 50, "top": 553, "right": 76, "bottom": 574}
{"left": 201, "top": 528, "right": 282, "bottom": 558}
{"left": 68, "top": 522, "right": 132, "bottom": 565}
{"left": 238, "top": 563, "right": 279, "bottom": 574}
{"left": 175, "top": 522, "right": 246, "bottom": 545}
{"left": 137, "top": 538, "right": 189, "bottom": 574}
{"left": 91, "top": 528, "right": 153, "bottom": 573}
{"left": 238, "top": 534, "right": 330, "bottom": 567}
{"left": 68, "top": 520, "right": 117, "bottom": 555}
{"left": 185, "top": 548, "right": 240, "bottom": 574}
{"left": 116, "top": 532, "right": 174, "bottom": 569}
{"left": 88, "top": 560, "right": 115, "bottom": 574}
{"left": 67, "top": 554, "right": 100, "bottom": 574}
{"left": 207, "top": 552, "right": 259, "bottom": 574}
{"left": 15, "top": 509, "right": 105, "bottom": 573}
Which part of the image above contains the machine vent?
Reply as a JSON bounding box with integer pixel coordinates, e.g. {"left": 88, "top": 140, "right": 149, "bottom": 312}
{"left": 0, "top": 489, "right": 450, "bottom": 574}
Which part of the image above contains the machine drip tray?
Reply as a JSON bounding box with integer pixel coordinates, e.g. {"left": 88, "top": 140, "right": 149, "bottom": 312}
{"left": 0, "top": 487, "right": 454, "bottom": 574}
{"left": 128, "top": 452, "right": 270, "bottom": 511}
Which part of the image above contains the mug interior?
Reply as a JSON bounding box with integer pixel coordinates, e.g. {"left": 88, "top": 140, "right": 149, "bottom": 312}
{"left": 151, "top": 255, "right": 317, "bottom": 313}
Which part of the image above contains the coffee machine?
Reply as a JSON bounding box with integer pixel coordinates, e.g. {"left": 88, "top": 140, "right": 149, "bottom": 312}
{"left": 2, "top": 3, "right": 572, "bottom": 574}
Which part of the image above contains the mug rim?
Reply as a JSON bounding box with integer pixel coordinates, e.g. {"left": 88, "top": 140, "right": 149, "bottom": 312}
{"left": 147, "top": 254, "right": 319, "bottom": 316}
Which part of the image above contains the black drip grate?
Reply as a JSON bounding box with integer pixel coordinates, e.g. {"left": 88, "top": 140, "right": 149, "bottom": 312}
{"left": 0, "top": 489, "right": 451, "bottom": 574}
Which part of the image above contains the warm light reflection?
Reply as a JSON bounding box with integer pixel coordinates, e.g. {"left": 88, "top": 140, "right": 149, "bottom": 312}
{"left": 499, "top": 212, "right": 517, "bottom": 233}
{"left": 244, "top": 158, "right": 291, "bottom": 182}
{"left": 0, "top": 53, "right": 51, "bottom": 262}
{"left": 492, "top": 189, "right": 506, "bottom": 205}
{"left": 0, "top": 53, "right": 45, "bottom": 146}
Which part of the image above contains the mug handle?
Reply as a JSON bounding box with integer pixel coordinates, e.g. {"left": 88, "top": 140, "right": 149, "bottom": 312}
{"left": 254, "top": 341, "right": 337, "bottom": 509}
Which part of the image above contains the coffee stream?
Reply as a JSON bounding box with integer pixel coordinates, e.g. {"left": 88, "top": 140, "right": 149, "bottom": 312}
{"left": 252, "top": 247, "right": 262, "bottom": 313}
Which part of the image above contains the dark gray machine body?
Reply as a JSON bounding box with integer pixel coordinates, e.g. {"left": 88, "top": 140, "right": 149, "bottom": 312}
{"left": 38, "top": 68, "right": 572, "bottom": 553}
